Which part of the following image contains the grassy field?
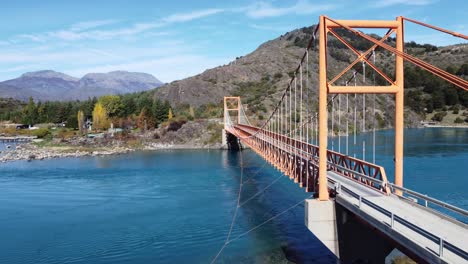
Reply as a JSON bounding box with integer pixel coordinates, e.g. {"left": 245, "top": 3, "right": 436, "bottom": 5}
{"left": 425, "top": 110, "right": 468, "bottom": 126}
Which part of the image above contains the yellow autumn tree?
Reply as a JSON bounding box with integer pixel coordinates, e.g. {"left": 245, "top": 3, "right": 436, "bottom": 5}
{"left": 77, "top": 110, "right": 85, "bottom": 134}
{"left": 189, "top": 106, "right": 195, "bottom": 119}
{"left": 92, "top": 102, "right": 109, "bottom": 130}
{"left": 168, "top": 108, "right": 174, "bottom": 120}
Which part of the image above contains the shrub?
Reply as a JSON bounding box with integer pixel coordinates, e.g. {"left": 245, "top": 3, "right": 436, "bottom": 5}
{"left": 0, "top": 127, "right": 16, "bottom": 136}
{"left": 56, "top": 129, "right": 75, "bottom": 139}
{"left": 431, "top": 111, "right": 447, "bottom": 122}
{"left": 375, "top": 113, "right": 386, "bottom": 128}
{"left": 273, "top": 72, "right": 283, "bottom": 79}
{"left": 167, "top": 120, "right": 187, "bottom": 132}
{"left": 454, "top": 117, "right": 464, "bottom": 123}
{"left": 32, "top": 128, "right": 50, "bottom": 138}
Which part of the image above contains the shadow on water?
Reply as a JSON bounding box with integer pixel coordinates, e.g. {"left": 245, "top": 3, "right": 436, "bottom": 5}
{"left": 221, "top": 149, "right": 336, "bottom": 263}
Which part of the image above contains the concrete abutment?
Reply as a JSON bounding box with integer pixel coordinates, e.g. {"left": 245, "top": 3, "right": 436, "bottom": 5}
{"left": 305, "top": 199, "right": 396, "bottom": 263}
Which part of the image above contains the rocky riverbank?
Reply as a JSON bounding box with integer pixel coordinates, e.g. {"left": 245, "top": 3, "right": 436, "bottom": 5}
{"left": 0, "top": 141, "right": 224, "bottom": 163}
{"left": 0, "top": 119, "right": 225, "bottom": 163}
{"left": 0, "top": 144, "right": 133, "bottom": 163}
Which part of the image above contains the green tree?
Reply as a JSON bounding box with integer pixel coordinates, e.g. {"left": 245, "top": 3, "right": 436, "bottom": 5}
{"left": 154, "top": 99, "right": 169, "bottom": 124}
{"left": 22, "top": 97, "right": 37, "bottom": 125}
{"left": 446, "top": 65, "right": 457, "bottom": 74}
{"left": 121, "top": 95, "right": 137, "bottom": 116}
{"left": 66, "top": 114, "right": 78, "bottom": 129}
{"left": 445, "top": 87, "right": 459, "bottom": 105}
{"left": 432, "top": 90, "right": 445, "bottom": 109}
{"left": 456, "top": 63, "right": 468, "bottom": 76}
{"left": 98, "top": 95, "right": 123, "bottom": 118}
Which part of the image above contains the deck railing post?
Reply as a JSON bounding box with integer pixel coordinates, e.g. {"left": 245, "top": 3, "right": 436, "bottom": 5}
{"left": 439, "top": 237, "right": 444, "bottom": 257}
{"left": 391, "top": 213, "right": 394, "bottom": 228}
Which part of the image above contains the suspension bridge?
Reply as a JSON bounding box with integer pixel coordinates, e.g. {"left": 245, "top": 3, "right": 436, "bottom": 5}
{"left": 217, "top": 16, "right": 468, "bottom": 263}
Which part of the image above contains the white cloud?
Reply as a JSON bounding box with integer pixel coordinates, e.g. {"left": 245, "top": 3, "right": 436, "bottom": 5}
{"left": 70, "top": 20, "right": 119, "bottom": 31}
{"left": 18, "top": 22, "right": 164, "bottom": 42}
{"left": 0, "top": 42, "right": 189, "bottom": 65}
{"left": 242, "top": 0, "right": 335, "bottom": 19}
{"left": 163, "top": 9, "right": 224, "bottom": 23}
{"left": 17, "top": 34, "right": 46, "bottom": 42}
{"left": 9, "top": 8, "right": 223, "bottom": 43}
{"left": 373, "top": 0, "right": 435, "bottom": 8}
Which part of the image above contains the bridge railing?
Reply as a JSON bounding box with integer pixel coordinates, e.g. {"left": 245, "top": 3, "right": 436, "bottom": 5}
{"left": 228, "top": 120, "right": 468, "bottom": 221}
{"left": 235, "top": 124, "right": 390, "bottom": 194}
{"left": 331, "top": 178, "right": 468, "bottom": 260}
{"left": 231, "top": 124, "right": 468, "bottom": 219}
{"left": 388, "top": 183, "right": 468, "bottom": 219}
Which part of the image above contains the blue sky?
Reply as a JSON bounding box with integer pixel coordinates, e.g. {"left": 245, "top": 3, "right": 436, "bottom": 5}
{"left": 0, "top": 0, "right": 466, "bottom": 82}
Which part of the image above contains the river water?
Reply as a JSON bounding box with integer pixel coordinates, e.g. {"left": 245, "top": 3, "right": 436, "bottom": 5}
{"left": 0, "top": 128, "right": 466, "bottom": 263}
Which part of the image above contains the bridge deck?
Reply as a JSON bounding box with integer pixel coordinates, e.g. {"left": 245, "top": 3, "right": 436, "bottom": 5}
{"left": 226, "top": 125, "right": 467, "bottom": 263}
{"left": 328, "top": 171, "right": 468, "bottom": 263}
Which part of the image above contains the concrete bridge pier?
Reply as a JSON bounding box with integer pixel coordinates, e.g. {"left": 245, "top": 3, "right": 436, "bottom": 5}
{"left": 305, "top": 199, "right": 397, "bottom": 263}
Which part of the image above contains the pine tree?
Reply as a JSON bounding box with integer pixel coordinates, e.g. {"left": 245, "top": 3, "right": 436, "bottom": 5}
{"left": 22, "top": 96, "right": 37, "bottom": 125}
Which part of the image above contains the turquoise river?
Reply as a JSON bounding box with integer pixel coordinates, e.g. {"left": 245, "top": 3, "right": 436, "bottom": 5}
{"left": 0, "top": 128, "right": 466, "bottom": 263}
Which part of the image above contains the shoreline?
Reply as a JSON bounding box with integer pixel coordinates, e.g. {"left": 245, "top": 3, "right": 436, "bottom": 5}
{"left": 0, "top": 142, "right": 225, "bottom": 163}
{"left": 1, "top": 125, "right": 466, "bottom": 163}
{"left": 421, "top": 125, "right": 468, "bottom": 128}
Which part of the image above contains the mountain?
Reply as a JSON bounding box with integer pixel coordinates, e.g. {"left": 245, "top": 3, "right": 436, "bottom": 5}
{"left": 152, "top": 26, "right": 467, "bottom": 128}
{"left": 154, "top": 28, "right": 467, "bottom": 107}
{"left": 0, "top": 70, "right": 163, "bottom": 101}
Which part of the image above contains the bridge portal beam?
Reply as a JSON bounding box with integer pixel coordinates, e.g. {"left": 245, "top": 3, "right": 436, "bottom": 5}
{"left": 329, "top": 85, "right": 399, "bottom": 94}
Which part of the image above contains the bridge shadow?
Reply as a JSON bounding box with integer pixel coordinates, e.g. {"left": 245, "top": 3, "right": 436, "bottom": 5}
{"left": 223, "top": 149, "right": 338, "bottom": 263}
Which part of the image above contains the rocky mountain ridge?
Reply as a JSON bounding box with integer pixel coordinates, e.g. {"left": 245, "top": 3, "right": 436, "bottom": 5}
{"left": 0, "top": 70, "right": 163, "bottom": 101}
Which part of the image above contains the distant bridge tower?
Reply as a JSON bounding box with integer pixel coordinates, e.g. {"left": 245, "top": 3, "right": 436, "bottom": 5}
{"left": 223, "top": 97, "right": 242, "bottom": 150}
